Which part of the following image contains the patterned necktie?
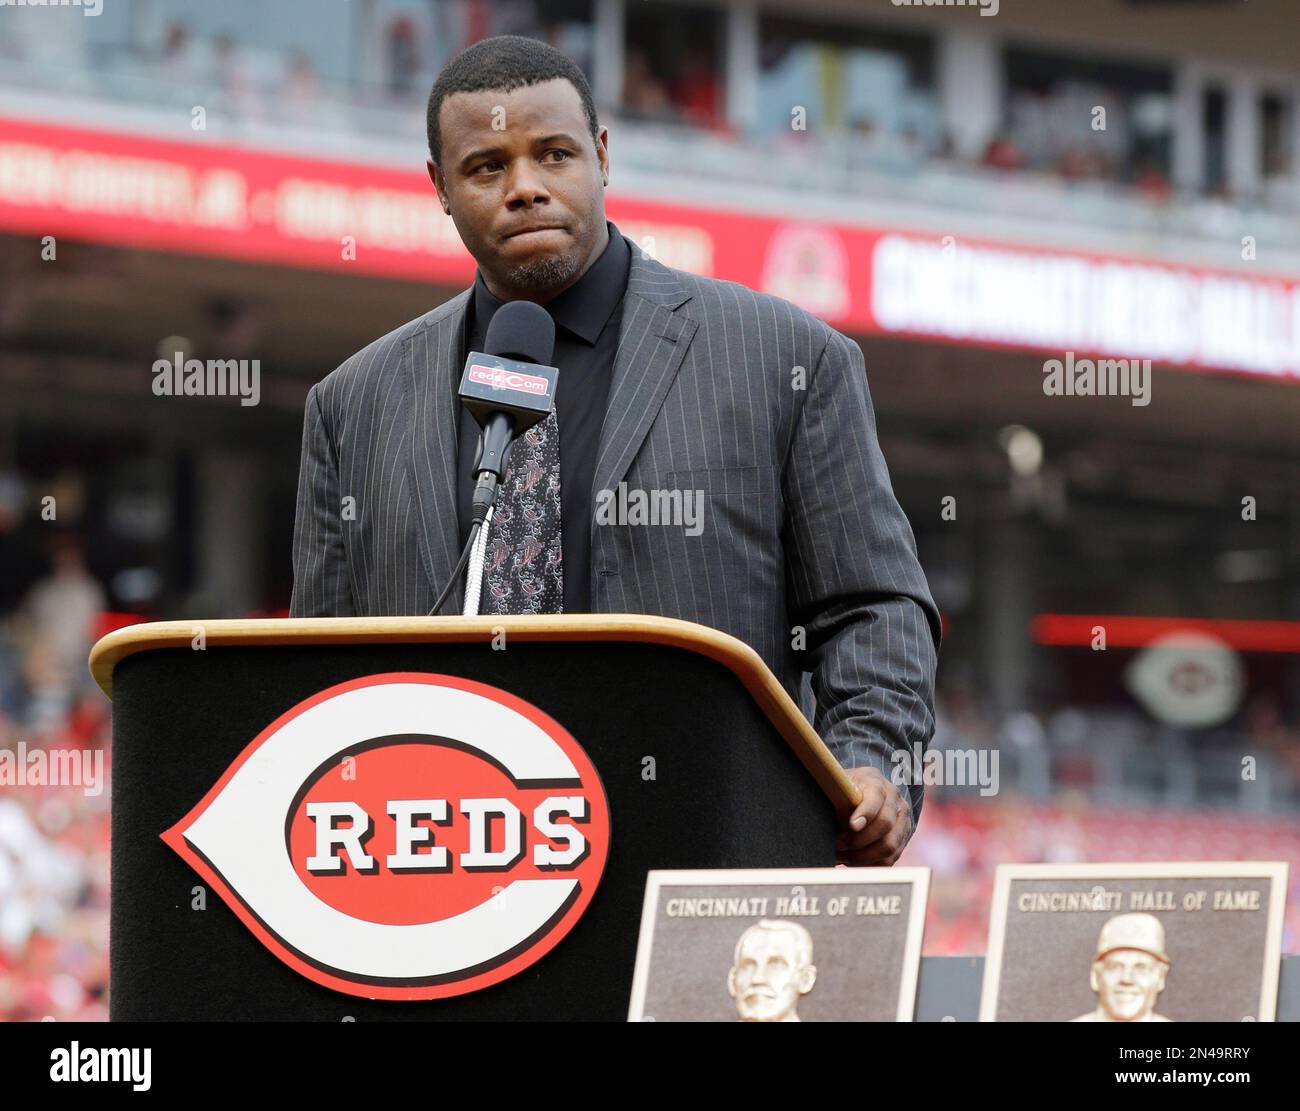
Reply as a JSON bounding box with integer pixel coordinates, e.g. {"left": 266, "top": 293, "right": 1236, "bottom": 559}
{"left": 481, "top": 409, "right": 564, "bottom": 614}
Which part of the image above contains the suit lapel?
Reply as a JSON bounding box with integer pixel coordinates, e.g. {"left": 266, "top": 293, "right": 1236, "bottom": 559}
{"left": 406, "top": 289, "right": 471, "bottom": 612}
{"left": 591, "top": 240, "right": 698, "bottom": 543}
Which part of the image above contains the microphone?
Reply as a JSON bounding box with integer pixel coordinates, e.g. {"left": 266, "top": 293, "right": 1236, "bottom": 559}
{"left": 457, "top": 300, "right": 558, "bottom": 526}
{"left": 430, "top": 301, "right": 557, "bottom": 616}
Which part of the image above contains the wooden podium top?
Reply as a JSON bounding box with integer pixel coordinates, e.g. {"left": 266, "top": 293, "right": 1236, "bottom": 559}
{"left": 89, "top": 613, "right": 859, "bottom": 814}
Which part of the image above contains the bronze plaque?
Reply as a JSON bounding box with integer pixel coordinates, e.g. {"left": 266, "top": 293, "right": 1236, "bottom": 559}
{"left": 981, "top": 862, "right": 1288, "bottom": 1022}
{"left": 628, "top": 867, "right": 929, "bottom": 1022}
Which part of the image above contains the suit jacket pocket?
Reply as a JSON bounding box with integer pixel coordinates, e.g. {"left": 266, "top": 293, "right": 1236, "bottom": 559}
{"left": 663, "top": 464, "right": 782, "bottom": 544}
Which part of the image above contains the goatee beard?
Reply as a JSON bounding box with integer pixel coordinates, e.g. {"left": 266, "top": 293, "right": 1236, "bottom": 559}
{"left": 503, "top": 250, "right": 581, "bottom": 294}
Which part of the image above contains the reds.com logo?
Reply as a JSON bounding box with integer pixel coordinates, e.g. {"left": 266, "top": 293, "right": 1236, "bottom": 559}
{"left": 162, "top": 673, "right": 610, "bottom": 1000}
{"left": 468, "top": 364, "right": 550, "bottom": 395}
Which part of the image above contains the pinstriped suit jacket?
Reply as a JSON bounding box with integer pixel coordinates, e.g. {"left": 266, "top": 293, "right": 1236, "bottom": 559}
{"left": 290, "top": 225, "right": 941, "bottom": 819}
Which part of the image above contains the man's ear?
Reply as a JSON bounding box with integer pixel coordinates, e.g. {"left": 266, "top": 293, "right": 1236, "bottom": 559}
{"left": 797, "top": 963, "right": 817, "bottom": 994}
{"left": 595, "top": 125, "right": 609, "bottom": 187}
{"left": 1089, "top": 962, "right": 1101, "bottom": 993}
{"left": 428, "top": 158, "right": 450, "bottom": 214}
{"left": 726, "top": 967, "right": 738, "bottom": 998}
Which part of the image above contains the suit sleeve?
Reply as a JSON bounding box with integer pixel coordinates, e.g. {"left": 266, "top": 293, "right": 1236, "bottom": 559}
{"left": 782, "top": 329, "right": 941, "bottom": 822}
{"left": 289, "top": 383, "right": 356, "bottom": 617}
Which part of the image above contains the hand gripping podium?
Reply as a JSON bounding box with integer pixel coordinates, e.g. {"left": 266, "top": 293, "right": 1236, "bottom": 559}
{"left": 89, "top": 615, "right": 857, "bottom": 1021}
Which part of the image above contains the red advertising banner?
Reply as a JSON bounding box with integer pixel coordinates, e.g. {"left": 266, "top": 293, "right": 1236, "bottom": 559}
{"left": 2, "top": 115, "right": 1297, "bottom": 379}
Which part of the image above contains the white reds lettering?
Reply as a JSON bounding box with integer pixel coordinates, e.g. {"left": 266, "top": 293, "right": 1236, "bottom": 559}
{"left": 304, "top": 795, "right": 587, "bottom": 874}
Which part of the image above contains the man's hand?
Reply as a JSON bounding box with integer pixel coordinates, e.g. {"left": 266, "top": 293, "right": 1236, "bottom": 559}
{"left": 836, "top": 767, "right": 914, "bottom": 866}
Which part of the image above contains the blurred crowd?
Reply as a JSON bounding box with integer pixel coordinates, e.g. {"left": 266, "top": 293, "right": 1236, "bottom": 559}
{"left": 0, "top": 465, "right": 112, "bottom": 1018}
{"left": 135, "top": 19, "right": 1176, "bottom": 196}
{"left": 928, "top": 673, "right": 1300, "bottom": 810}
{"left": 906, "top": 796, "right": 1300, "bottom": 959}
{"left": 0, "top": 470, "right": 111, "bottom": 1022}
{"left": 0, "top": 771, "right": 110, "bottom": 1023}
{"left": 5, "top": 1, "right": 1291, "bottom": 215}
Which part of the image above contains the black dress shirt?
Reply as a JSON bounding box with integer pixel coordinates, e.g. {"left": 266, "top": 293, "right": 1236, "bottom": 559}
{"left": 456, "top": 222, "right": 631, "bottom": 613}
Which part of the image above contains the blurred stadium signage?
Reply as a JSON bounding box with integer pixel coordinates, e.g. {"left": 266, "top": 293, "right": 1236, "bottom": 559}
{"left": 870, "top": 234, "right": 1299, "bottom": 381}
{"left": 1124, "top": 631, "right": 1246, "bottom": 728}
{"left": 2, "top": 115, "right": 1297, "bottom": 380}
{"left": 161, "top": 672, "right": 610, "bottom": 1000}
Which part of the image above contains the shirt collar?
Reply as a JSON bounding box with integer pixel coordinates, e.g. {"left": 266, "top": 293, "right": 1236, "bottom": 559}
{"left": 471, "top": 221, "right": 630, "bottom": 347}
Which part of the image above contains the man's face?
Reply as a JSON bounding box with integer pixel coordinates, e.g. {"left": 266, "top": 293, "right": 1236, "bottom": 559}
{"left": 728, "top": 927, "right": 813, "bottom": 1022}
{"left": 1091, "top": 948, "right": 1168, "bottom": 1020}
{"left": 429, "top": 77, "right": 609, "bottom": 301}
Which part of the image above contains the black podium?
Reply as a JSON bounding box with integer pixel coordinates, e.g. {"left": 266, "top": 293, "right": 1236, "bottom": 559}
{"left": 90, "top": 615, "right": 855, "bottom": 1021}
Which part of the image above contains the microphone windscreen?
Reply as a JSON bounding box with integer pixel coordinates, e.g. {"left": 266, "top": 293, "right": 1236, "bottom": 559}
{"left": 484, "top": 300, "right": 556, "bottom": 366}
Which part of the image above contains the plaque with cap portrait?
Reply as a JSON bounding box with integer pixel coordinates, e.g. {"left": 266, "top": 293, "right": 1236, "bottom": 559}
{"left": 980, "top": 862, "right": 1288, "bottom": 1022}
{"left": 627, "top": 867, "right": 929, "bottom": 1022}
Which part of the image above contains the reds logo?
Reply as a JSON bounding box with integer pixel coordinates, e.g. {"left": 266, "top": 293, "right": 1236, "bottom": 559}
{"left": 162, "top": 673, "right": 610, "bottom": 1000}
{"left": 468, "top": 364, "right": 549, "bottom": 395}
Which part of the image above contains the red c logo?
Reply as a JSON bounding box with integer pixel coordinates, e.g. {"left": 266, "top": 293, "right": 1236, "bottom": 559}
{"left": 162, "top": 673, "right": 610, "bottom": 1000}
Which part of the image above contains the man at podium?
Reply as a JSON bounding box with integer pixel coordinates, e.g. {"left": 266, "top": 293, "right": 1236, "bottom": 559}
{"left": 289, "top": 36, "right": 941, "bottom": 868}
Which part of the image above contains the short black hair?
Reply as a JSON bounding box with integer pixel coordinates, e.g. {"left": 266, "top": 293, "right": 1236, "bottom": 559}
{"left": 426, "top": 35, "right": 600, "bottom": 166}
